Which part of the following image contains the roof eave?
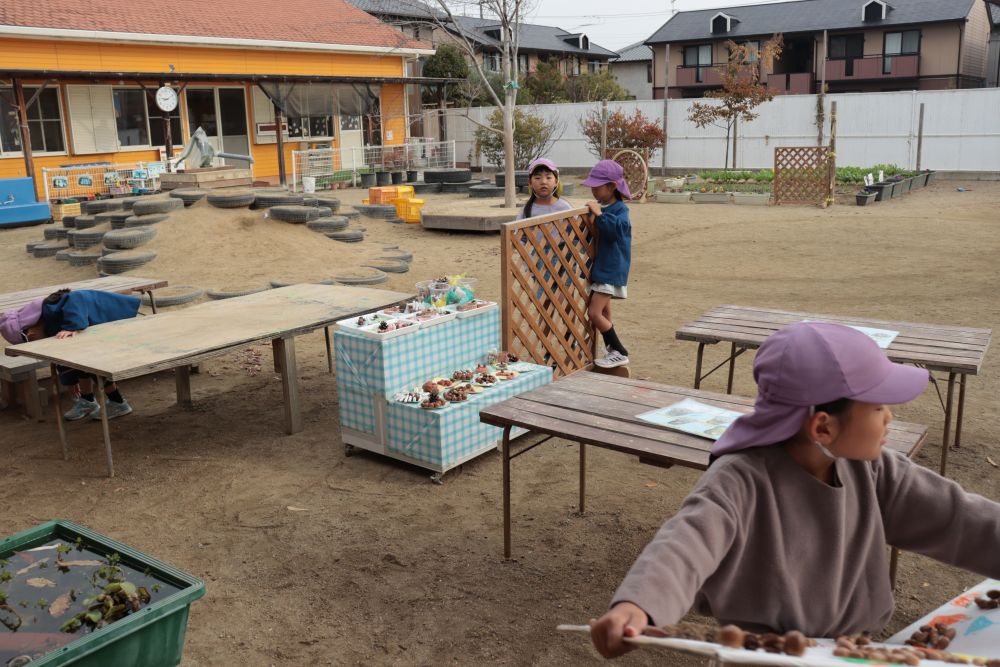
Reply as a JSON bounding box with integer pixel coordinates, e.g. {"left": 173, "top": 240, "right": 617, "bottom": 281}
{"left": 0, "top": 24, "right": 434, "bottom": 56}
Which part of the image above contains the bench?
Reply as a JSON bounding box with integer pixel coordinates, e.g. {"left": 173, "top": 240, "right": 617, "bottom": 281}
{"left": 0, "top": 355, "right": 47, "bottom": 419}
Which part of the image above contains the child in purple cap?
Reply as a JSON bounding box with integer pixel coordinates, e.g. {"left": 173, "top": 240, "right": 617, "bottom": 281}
{"left": 590, "top": 322, "right": 1000, "bottom": 657}
{"left": 14, "top": 289, "right": 141, "bottom": 421}
{"left": 581, "top": 159, "right": 632, "bottom": 369}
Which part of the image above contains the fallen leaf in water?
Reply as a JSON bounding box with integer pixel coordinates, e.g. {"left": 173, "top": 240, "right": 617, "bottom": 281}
{"left": 55, "top": 560, "right": 102, "bottom": 568}
{"left": 287, "top": 506, "right": 309, "bottom": 512}
{"left": 987, "top": 456, "right": 998, "bottom": 468}
{"left": 49, "top": 592, "right": 72, "bottom": 617}
{"left": 15, "top": 558, "right": 49, "bottom": 576}
{"left": 26, "top": 577, "right": 56, "bottom": 588}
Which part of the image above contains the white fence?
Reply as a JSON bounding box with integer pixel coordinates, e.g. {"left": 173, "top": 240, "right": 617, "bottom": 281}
{"left": 42, "top": 162, "right": 165, "bottom": 201}
{"left": 291, "top": 140, "right": 456, "bottom": 192}
{"left": 445, "top": 88, "right": 1000, "bottom": 173}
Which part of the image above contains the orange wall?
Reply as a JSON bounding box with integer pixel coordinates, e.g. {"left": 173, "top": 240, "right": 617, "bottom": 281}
{"left": 380, "top": 84, "right": 406, "bottom": 146}
{"left": 0, "top": 38, "right": 404, "bottom": 77}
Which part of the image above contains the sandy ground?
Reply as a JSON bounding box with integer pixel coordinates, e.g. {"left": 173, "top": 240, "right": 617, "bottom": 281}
{"left": 1, "top": 180, "right": 999, "bottom": 666}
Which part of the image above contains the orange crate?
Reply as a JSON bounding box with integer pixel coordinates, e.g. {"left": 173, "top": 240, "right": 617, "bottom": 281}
{"left": 368, "top": 186, "right": 399, "bottom": 205}
{"left": 393, "top": 197, "right": 425, "bottom": 224}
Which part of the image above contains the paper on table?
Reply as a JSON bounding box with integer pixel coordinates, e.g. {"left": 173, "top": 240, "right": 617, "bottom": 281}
{"left": 801, "top": 320, "right": 899, "bottom": 349}
{"left": 887, "top": 578, "right": 1000, "bottom": 658}
{"left": 638, "top": 398, "right": 743, "bottom": 440}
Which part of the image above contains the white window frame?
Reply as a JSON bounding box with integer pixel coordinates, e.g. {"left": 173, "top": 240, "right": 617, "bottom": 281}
{"left": 0, "top": 85, "right": 69, "bottom": 157}
{"left": 862, "top": 0, "right": 888, "bottom": 22}
{"left": 484, "top": 52, "right": 501, "bottom": 72}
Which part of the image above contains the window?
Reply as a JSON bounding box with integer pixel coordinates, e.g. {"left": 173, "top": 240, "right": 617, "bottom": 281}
{"left": 647, "top": 62, "right": 653, "bottom": 83}
{"left": 683, "top": 44, "right": 713, "bottom": 83}
{"left": 572, "top": 58, "right": 581, "bottom": 76}
{"left": 113, "top": 89, "right": 149, "bottom": 147}
{"left": 484, "top": 52, "right": 500, "bottom": 72}
{"left": 0, "top": 87, "right": 65, "bottom": 153}
{"left": 588, "top": 60, "right": 601, "bottom": 73}
{"left": 149, "top": 109, "right": 182, "bottom": 147}
{"left": 711, "top": 14, "right": 731, "bottom": 34}
{"left": 829, "top": 34, "right": 864, "bottom": 60}
{"left": 735, "top": 40, "right": 760, "bottom": 62}
{"left": 884, "top": 30, "right": 919, "bottom": 55}
{"left": 863, "top": 0, "right": 886, "bottom": 22}
{"left": 518, "top": 54, "right": 529, "bottom": 74}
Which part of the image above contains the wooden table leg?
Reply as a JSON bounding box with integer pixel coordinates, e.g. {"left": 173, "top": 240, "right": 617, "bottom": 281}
{"left": 939, "top": 372, "right": 956, "bottom": 476}
{"left": 50, "top": 363, "right": 68, "bottom": 461}
{"left": 726, "top": 342, "right": 737, "bottom": 394}
{"left": 175, "top": 365, "right": 192, "bottom": 407}
{"left": 502, "top": 425, "right": 512, "bottom": 560}
{"left": 324, "top": 326, "right": 334, "bottom": 374}
{"left": 145, "top": 290, "right": 157, "bottom": 314}
{"left": 95, "top": 376, "right": 115, "bottom": 478}
{"left": 273, "top": 337, "right": 302, "bottom": 434}
{"left": 579, "top": 443, "right": 586, "bottom": 514}
{"left": 25, "top": 369, "right": 42, "bottom": 420}
{"left": 693, "top": 343, "right": 705, "bottom": 389}
{"left": 889, "top": 547, "right": 900, "bottom": 590}
{"left": 953, "top": 373, "right": 967, "bottom": 450}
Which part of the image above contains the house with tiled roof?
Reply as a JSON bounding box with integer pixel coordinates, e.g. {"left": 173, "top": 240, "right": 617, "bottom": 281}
{"left": 645, "top": 0, "right": 992, "bottom": 99}
{"left": 609, "top": 41, "right": 654, "bottom": 100}
{"left": 0, "top": 0, "right": 438, "bottom": 195}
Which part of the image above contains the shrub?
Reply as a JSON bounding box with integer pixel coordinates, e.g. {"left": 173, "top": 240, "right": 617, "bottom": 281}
{"left": 474, "top": 108, "right": 563, "bottom": 170}
{"left": 579, "top": 108, "right": 665, "bottom": 159}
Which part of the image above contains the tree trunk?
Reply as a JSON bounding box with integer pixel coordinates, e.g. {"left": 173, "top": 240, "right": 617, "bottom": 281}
{"left": 724, "top": 123, "right": 731, "bottom": 171}
{"left": 503, "top": 91, "right": 516, "bottom": 207}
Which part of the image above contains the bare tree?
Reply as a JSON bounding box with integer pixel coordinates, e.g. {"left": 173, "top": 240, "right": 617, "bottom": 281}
{"left": 404, "top": 0, "right": 531, "bottom": 207}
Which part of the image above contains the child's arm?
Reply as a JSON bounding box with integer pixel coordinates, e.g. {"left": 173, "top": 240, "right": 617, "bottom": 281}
{"left": 593, "top": 204, "right": 630, "bottom": 237}
{"left": 57, "top": 294, "right": 90, "bottom": 334}
{"left": 877, "top": 449, "right": 1000, "bottom": 577}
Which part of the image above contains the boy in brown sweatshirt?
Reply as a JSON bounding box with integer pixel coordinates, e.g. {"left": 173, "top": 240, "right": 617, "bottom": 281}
{"left": 591, "top": 322, "right": 1000, "bottom": 658}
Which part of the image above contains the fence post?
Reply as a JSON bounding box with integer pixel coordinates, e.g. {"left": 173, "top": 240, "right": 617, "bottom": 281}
{"left": 915, "top": 102, "right": 925, "bottom": 171}
{"left": 42, "top": 168, "right": 50, "bottom": 202}
{"left": 661, "top": 98, "right": 669, "bottom": 175}
{"left": 450, "top": 140, "right": 456, "bottom": 168}
{"left": 291, "top": 150, "right": 298, "bottom": 193}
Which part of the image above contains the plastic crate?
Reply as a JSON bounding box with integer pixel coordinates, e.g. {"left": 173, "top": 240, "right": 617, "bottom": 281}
{"left": 393, "top": 197, "right": 425, "bottom": 224}
{"left": 50, "top": 200, "right": 81, "bottom": 222}
{"left": 367, "top": 186, "right": 399, "bottom": 205}
{"left": 0, "top": 519, "right": 205, "bottom": 667}
{"left": 395, "top": 185, "right": 415, "bottom": 199}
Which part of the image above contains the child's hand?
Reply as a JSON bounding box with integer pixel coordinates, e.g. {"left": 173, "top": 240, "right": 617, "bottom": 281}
{"left": 586, "top": 201, "right": 602, "bottom": 217}
{"left": 589, "top": 602, "right": 648, "bottom": 658}
{"left": 55, "top": 330, "right": 79, "bottom": 339}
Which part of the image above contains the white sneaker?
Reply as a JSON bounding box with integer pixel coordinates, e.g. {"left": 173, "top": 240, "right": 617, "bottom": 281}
{"left": 594, "top": 348, "right": 629, "bottom": 368}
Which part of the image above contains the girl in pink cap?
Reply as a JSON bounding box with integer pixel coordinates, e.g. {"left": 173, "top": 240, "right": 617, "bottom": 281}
{"left": 581, "top": 159, "right": 632, "bottom": 369}
{"left": 590, "top": 322, "right": 1000, "bottom": 657}
{"left": 516, "top": 158, "right": 573, "bottom": 221}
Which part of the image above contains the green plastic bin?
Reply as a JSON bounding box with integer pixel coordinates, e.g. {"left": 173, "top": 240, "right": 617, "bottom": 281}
{"left": 0, "top": 520, "right": 204, "bottom": 667}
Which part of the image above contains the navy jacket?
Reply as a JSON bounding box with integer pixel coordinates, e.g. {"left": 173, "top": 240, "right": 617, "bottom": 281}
{"left": 590, "top": 199, "right": 631, "bottom": 287}
{"left": 42, "top": 290, "right": 141, "bottom": 336}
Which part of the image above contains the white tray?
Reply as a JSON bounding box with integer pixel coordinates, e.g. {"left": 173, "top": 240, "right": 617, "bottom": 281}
{"left": 446, "top": 300, "right": 498, "bottom": 319}
{"left": 336, "top": 311, "right": 393, "bottom": 331}
{"left": 410, "top": 309, "right": 457, "bottom": 327}
{"left": 356, "top": 317, "right": 421, "bottom": 340}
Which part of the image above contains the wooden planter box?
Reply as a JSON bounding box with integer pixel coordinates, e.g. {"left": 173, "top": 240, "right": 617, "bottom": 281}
{"left": 732, "top": 192, "right": 771, "bottom": 206}
{"left": 691, "top": 192, "right": 732, "bottom": 204}
{"left": 654, "top": 192, "right": 692, "bottom": 204}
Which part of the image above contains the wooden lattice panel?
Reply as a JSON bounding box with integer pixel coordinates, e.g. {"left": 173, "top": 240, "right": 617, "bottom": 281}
{"left": 773, "top": 146, "right": 833, "bottom": 206}
{"left": 611, "top": 149, "right": 649, "bottom": 201}
{"left": 501, "top": 208, "right": 597, "bottom": 378}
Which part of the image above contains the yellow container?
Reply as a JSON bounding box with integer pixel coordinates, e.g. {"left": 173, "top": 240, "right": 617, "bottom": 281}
{"left": 393, "top": 197, "right": 425, "bottom": 224}
{"left": 50, "top": 200, "right": 81, "bottom": 222}
{"left": 395, "top": 185, "right": 415, "bottom": 199}
{"left": 362, "top": 198, "right": 370, "bottom": 205}
{"left": 368, "top": 186, "right": 399, "bottom": 205}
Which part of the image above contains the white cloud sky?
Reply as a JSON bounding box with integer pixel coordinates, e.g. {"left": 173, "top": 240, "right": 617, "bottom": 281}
{"left": 514, "top": 0, "right": 795, "bottom": 51}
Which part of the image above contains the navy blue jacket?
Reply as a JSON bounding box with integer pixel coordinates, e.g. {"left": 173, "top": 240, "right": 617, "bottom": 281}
{"left": 42, "top": 290, "right": 141, "bottom": 336}
{"left": 590, "top": 199, "right": 631, "bottom": 287}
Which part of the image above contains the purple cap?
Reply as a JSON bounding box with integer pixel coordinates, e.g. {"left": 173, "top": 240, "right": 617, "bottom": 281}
{"left": 581, "top": 159, "right": 632, "bottom": 199}
{"left": 0, "top": 298, "right": 43, "bottom": 344}
{"left": 527, "top": 158, "right": 559, "bottom": 175}
{"left": 711, "top": 322, "right": 929, "bottom": 456}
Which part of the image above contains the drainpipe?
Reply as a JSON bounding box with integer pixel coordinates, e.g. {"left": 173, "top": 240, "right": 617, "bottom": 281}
{"left": 956, "top": 22, "right": 964, "bottom": 89}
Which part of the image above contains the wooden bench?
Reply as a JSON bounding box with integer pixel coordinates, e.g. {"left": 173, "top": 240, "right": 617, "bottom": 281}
{"left": 479, "top": 371, "right": 928, "bottom": 586}
{"left": 0, "top": 355, "right": 47, "bottom": 419}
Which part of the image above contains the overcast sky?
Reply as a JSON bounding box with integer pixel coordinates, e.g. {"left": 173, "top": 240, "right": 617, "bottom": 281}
{"left": 512, "top": 0, "right": 794, "bottom": 51}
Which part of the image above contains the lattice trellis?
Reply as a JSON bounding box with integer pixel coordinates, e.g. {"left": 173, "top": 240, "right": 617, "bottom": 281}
{"left": 773, "top": 146, "right": 834, "bottom": 206}
{"left": 611, "top": 149, "right": 649, "bottom": 201}
{"left": 501, "top": 208, "right": 597, "bottom": 378}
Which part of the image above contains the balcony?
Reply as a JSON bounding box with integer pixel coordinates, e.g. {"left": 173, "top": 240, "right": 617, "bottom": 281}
{"left": 766, "top": 72, "right": 814, "bottom": 95}
{"left": 676, "top": 64, "right": 725, "bottom": 87}
{"left": 825, "top": 54, "right": 919, "bottom": 81}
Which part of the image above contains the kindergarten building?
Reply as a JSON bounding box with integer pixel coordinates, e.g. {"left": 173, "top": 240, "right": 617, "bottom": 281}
{"left": 0, "top": 0, "right": 437, "bottom": 198}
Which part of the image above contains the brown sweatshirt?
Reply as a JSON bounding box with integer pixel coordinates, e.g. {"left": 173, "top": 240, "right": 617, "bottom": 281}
{"left": 611, "top": 446, "right": 1000, "bottom": 636}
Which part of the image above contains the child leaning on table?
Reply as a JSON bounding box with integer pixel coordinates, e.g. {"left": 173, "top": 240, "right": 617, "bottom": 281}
{"left": 589, "top": 322, "right": 1000, "bottom": 658}
{"left": 581, "top": 160, "right": 632, "bottom": 369}
{"left": 0, "top": 289, "right": 141, "bottom": 422}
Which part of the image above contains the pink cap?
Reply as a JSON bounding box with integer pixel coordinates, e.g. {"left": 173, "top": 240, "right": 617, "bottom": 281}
{"left": 527, "top": 158, "right": 559, "bottom": 175}
{"left": 0, "top": 298, "right": 43, "bottom": 344}
{"left": 581, "top": 159, "right": 632, "bottom": 199}
{"left": 711, "top": 322, "right": 929, "bottom": 456}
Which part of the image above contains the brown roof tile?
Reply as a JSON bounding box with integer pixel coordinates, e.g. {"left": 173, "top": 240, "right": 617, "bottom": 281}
{"left": 0, "top": 0, "right": 431, "bottom": 51}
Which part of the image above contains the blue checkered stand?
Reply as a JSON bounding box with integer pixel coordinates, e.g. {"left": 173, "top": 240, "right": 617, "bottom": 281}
{"left": 335, "top": 307, "right": 552, "bottom": 478}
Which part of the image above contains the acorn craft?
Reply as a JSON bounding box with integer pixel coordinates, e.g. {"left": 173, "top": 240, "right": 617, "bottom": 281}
{"left": 973, "top": 589, "right": 1000, "bottom": 610}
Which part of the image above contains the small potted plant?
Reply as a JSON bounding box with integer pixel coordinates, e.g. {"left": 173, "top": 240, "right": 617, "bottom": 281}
{"left": 654, "top": 188, "right": 692, "bottom": 204}
{"left": 855, "top": 187, "right": 877, "bottom": 206}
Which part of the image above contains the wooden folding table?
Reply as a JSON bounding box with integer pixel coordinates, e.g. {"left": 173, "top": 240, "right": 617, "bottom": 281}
{"left": 6, "top": 284, "right": 409, "bottom": 477}
{"left": 675, "top": 305, "right": 991, "bottom": 475}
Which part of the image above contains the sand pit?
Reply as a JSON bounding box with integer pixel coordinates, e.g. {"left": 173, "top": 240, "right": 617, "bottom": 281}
{"left": 1, "top": 181, "right": 999, "bottom": 665}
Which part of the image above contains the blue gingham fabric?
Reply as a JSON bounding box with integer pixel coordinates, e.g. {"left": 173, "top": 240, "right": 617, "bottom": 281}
{"left": 386, "top": 365, "right": 553, "bottom": 469}
{"left": 335, "top": 307, "right": 500, "bottom": 395}
{"left": 338, "top": 384, "right": 378, "bottom": 437}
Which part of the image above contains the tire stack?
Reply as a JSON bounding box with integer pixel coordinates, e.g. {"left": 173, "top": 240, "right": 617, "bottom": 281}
{"left": 103, "top": 227, "right": 157, "bottom": 251}
{"left": 81, "top": 199, "right": 123, "bottom": 215}
{"left": 98, "top": 249, "right": 158, "bottom": 275}
{"left": 494, "top": 171, "right": 530, "bottom": 188}
{"left": 206, "top": 191, "right": 256, "bottom": 209}
{"left": 425, "top": 168, "right": 476, "bottom": 194}
{"left": 252, "top": 190, "right": 303, "bottom": 209}
{"left": 107, "top": 211, "right": 135, "bottom": 229}
{"left": 441, "top": 179, "right": 482, "bottom": 194}
{"left": 133, "top": 198, "right": 182, "bottom": 216}
{"left": 306, "top": 216, "right": 350, "bottom": 234}
{"left": 269, "top": 206, "right": 323, "bottom": 224}
{"left": 67, "top": 226, "right": 109, "bottom": 249}
{"left": 353, "top": 204, "right": 397, "bottom": 220}
{"left": 469, "top": 183, "right": 505, "bottom": 198}
{"left": 169, "top": 189, "right": 209, "bottom": 207}
{"left": 123, "top": 214, "right": 169, "bottom": 227}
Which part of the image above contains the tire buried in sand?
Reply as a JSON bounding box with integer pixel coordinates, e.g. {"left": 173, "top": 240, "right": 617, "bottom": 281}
{"left": 98, "top": 249, "right": 157, "bottom": 274}
{"left": 306, "top": 216, "right": 349, "bottom": 233}
{"left": 103, "top": 226, "right": 156, "bottom": 250}
{"left": 169, "top": 189, "right": 209, "bottom": 206}
{"left": 132, "top": 198, "right": 182, "bottom": 215}
{"left": 142, "top": 286, "right": 203, "bottom": 307}
{"left": 326, "top": 230, "right": 364, "bottom": 243}
{"left": 207, "top": 191, "right": 256, "bottom": 209}
{"left": 333, "top": 268, "right": 388, "bottom": 285}
{"left": 124, "top": 214, "right": 169, "bottom": 227}
{"left": 206, "top": 286, "right": 271, "bottom": 300}
{"left": 363, "top": 259, "right": 410, "bottom": 274}
{"left": 269, "top": 206, "right": 321, "bottom": 223}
